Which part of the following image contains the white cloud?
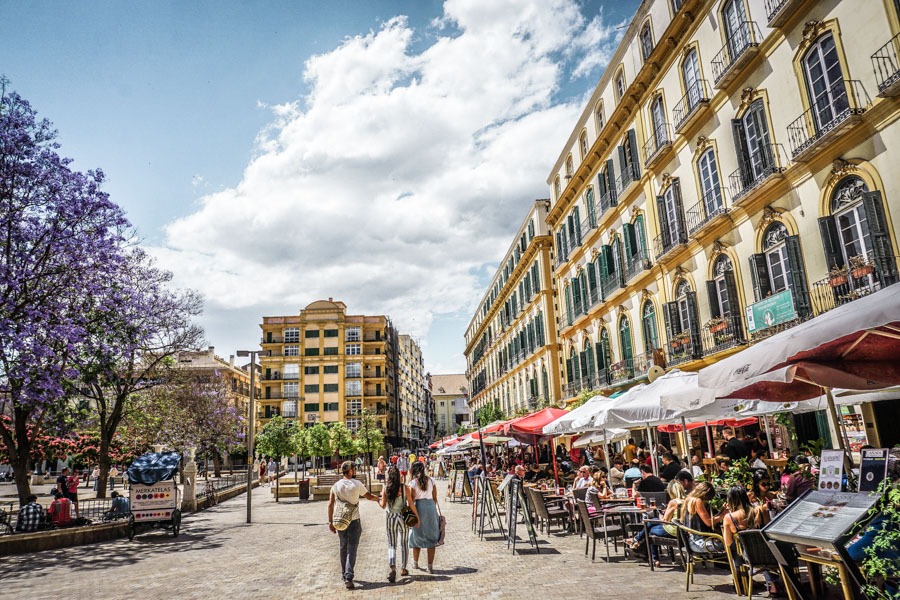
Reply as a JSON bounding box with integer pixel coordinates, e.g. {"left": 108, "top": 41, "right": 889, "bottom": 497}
{"left": 150, "top": 0, "right": 618, "bottom": 368}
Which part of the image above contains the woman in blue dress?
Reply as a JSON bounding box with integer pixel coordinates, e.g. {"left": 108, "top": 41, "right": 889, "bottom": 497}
{"left": 406, "top": 460, "right": 440, "bottom": 573}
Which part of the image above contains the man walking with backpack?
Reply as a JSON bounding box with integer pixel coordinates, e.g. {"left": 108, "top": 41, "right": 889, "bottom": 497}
{"left": 327, "top": 461, "right": 379, "bottom": 590}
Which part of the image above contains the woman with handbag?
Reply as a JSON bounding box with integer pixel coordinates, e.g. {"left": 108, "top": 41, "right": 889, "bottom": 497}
{"left": 407, "top": 461, "right": 441, "bottom": 573}
{"left": 380, "top": 466, "right": 411, "bottom": 582}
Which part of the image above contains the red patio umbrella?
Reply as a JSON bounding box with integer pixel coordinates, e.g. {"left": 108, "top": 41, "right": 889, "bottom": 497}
{"left": 504, "top": 408, "right": 569, "bottom": 485}
{"left": 658, "top": 417, "right": 758, "bottom": 433}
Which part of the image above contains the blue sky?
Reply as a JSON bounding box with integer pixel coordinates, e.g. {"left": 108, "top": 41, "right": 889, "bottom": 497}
{"left": 1, "top": 0, "right": 638, "bottom": 374}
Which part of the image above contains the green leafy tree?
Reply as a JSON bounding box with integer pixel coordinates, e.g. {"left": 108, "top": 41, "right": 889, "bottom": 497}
{"left": 255, "top": 416, "right": 296, "bottom": 501}
{"left": 569, "top": 389, "right": 598, "bottom": 409}
{"left": 305, "top": 423, "right": 331, "bottom": 471}
{"left": 354, "top": 410, "right": 384, "bottom": 467}
{"left": 476, "top": 403, "right": 506, "bottom": 427}
{"left": 293, "top": 426, "right": 310, "bottom": 479}
{"left": 329, "top": 422, "right": 356, "bottom": 459}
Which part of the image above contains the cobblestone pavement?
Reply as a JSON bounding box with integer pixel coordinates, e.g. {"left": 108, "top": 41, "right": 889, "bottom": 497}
{"left": 0, "top": 479, "right": 740, "bottom": 600}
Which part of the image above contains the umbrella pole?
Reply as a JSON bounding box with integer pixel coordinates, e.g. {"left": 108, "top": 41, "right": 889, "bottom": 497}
{"left": 550, "top": 437, "right": 560, "bottom": 486}
{"left": 824, "top": 387, "right": 849, "bottom": 452}
{"left": 646, "top": 424, "right": 658, "bottom": 477}
{"left": 681, "top": 416, "right": 691, "bottom": 464}
{"left": 603, "top": 430, "right": 611, "bottom": 473}
{"left": 763, "top": 415, "right": 774, "bottom": 456}
{"left": 705, "top": 422, "right": 714, "bottom": 457}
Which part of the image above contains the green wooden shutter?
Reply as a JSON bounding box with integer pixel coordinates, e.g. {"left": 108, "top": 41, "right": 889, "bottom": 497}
{"left": 627, "top": 129, "right": 641, "bottom": 180}
{"left": 686, "top": 291, "right": 703, "bottom": 359}
{"left": 565, "top": 285, "right": 574, "bottom": 326}
{"left": 818, "top": 215, "right": 845, "bottom": 270}
{"left": 622, "top": 223, "right": 637, "bottom": 260}
{"left": 606, "top": 159, "right": 618, "bottom": 205}
{"left": 706, "top": 280, "right": 721, "bottom": 319}
{"left": 672, "top": 178, "right": 687, "bottom": 244}
{"left": 723, "top": 269, "right": 745, "bottom": 342}
{"left": 656, "top": 194, "right": 671, "bottom": 249}
{"left": 862, "top": 191, "right": 899, "bottom": 285}
{"left": 784, "top": 235, "right": 812, "bottom": 319}
{"left": 732, "top": 119, "right": 752, "bottom": 189}
{"left": 748, "top": 253, "right": 772, "bottom": 301}
{"left": 618, "top": 144, "right": 628, "bottom": 184}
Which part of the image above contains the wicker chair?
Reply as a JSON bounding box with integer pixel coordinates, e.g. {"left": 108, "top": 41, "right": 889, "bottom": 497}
{"left": 736, "top": 529, "right": 795, "bottom": 599}
{"left": 575, "top": 499, "right": 625, "bottom": 562}
{"left": 572, "top": 487, "right": 588, "bottom": 536}
{"left": 675, "top": 521, "right": 743, "bottom": 595}
{"left": 526, "top": 487, "right": 569, "bottom": 535}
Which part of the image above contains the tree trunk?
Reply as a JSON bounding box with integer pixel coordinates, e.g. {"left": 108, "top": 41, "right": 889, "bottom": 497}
{"left": 12, "top": 458, "right": 32, "bottom": 506}
{"left": 212, "top": 449, "right": 222, "bottom": 478}
{"left": 96, "top": 450, "right": 111, "bottom": 499}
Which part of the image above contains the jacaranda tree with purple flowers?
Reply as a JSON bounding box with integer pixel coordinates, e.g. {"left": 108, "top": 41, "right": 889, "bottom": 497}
{"left": 0, "top": 89, "right": 130, "bottom": 503}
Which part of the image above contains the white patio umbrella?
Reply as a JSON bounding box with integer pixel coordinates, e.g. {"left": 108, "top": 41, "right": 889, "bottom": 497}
{"left": 694, "top": 285, "right": 900, "bottom": 451}
{"left": 541, "top": 394, "right": 617, "bottom": 436}
{"left": 572, "top": 429, "right": 629, "bottom": 448}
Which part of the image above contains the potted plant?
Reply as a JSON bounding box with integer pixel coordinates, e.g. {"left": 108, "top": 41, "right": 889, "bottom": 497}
{"left": 706, "top": 317, "right": 728, "bottom": 334}
{"left": 829, "top": 265, "right": 849, "bottom": 287}
{"left": 849, "top": 255, "right": 875, "bottom": 279}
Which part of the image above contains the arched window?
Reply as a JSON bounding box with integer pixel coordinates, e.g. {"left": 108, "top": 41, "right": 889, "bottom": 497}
{"left": 640, "top": 23, "right": 654, "bottom": 61}
{"left": 657, "top": 180, "right": 686, "bottom": 250}
{"left": 710, "top": 255, "right": 736, "bottom": 318}
{"left": 583, "top": 341, "right": 595, "bottom": 386}
{"left": 675, "top": 280, "right": 692, "bottom": 334}
{"left": 697, "top": 148, "right": 723, "bottom": 216}
{"left": 749, "top": 222, "right": 811, "bottom": 320}
{"left": 579, "top": 130, "right": 589, "bottom": 160}
{"left": 642, "top": 301, "right": 660, "bottom": 352}
{"left": 554, "top": 175, "right": 561, "bottom": 199}
{"left": 595, "top": 101, "right": 605, "bottom": 133}
{"left": 619, "top": 316, "right": 634, "bottom": 364}
{"left": 565, "top": 155, "right": 574, "bottom": 178}
{"left": 830, "top": 176, "right": 871, "bottom": 265}
{"left": 722, "top": 0, "right": 749, "bottom": 57}
{"left": 682, "top": 48, "right": 702, "bottom": 110}
{"left": 650, "top": 95, "right": 668, "bottom": 148}
{"left": 763, "top": 222, "right": 790, "bottom": 294}
{"left": 803, "top": 33, "right": 849, "bottom": 132}
{"left": 615, "top": 70, "right": 627, "bottom": 103}
{"left": 586, "top": 187, "right": 597, "bottom": 228}
{"left": 734, "top": 99, "right": 775, "bottom": 186}
{"left": 569, "top": 348, "right": 580, "bottom": 384}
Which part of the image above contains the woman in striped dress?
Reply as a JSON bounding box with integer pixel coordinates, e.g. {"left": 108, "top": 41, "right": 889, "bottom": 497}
{"left": 407, "top": 461, "right": 440, "bottom": 573}
{"left": 379, "top": 466, "right": 409, "bottom": 583}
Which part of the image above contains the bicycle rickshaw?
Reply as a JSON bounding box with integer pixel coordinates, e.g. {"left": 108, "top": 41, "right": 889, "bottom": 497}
{"left": 126, "top": 451, "right": 182, "bottom": 540}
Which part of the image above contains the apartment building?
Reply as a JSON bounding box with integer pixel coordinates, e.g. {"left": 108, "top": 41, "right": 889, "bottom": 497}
{"left": 431, "top": 373, "right": 470, "bottom": 437}
{"left": 396, "top": 334, "right": 433, "bottom": 448}
{"left": 464, "top": 201, "right": 563, "bottom": 417}
{"left": 258, "top": 299, "right": 400, "bottom": 445}
{"left": 543, "top": 0, "right": 900, "bottom": 443}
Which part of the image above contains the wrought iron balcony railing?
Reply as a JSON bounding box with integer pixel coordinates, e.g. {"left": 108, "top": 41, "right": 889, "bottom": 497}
{"left": 673, "top": 80, "right": 711, "bottom": 133}
{"left": 873, "top": 33, "right": 900, "bottom": 96}
{"left": 787, "top": 80, "right": 869, "bottom": 160}
{"left": 712, "top": 21, "right": 762, "bottom": 87}
{"left": 685, "top": 187, "right": 729, "bottom": 236}
{"left": 727, "top": 143, "right": 787, "bottom": 204}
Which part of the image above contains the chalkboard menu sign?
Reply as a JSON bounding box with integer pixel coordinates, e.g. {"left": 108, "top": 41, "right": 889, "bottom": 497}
{"left": 447, "top": 470, "right": 457, "bottom": 498}
{"left": 859, "top": 448, "right": 889, "bottom": 492}
{"left": 453, "top": 470, "right": 472, "bottom": 499}
{"left": 506, "top": 479, "right": 538, "bottom": 553}
{"left": 764, "top": 490, "right": 877, "bottom": 548}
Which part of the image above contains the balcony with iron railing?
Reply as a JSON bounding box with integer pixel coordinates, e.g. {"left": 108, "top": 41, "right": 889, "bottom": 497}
{"left": 787, "top": 80, "right": 869, "bottom": 161}
{"left": 643, "top": 123, "right": 674, "bottom": 169}
{"left": 599, "top": 272, "right": 621, "bottom": 300}
{"left": 261, "top": 336, "right": 284, "bottom": 344}
{"left": 685, "top": 187, "right": 729, "bottom": 237}
{"left": 623, "top": 248, "right": 652, "bottom": 282}
{"left": 765, "top": 0, "right": 806, "bottom": 27}
{"left": 666, "top": 332, "right": 702, "bottom": 368}
{"left": 563, "top": 375, "right": 594, "bottom": 397}
{"left": 872, "top": 33, "right": 900, "bottom": 97}
{"left": 810, "top": 254, "right": 899, "bottom": 318}
{"left": 608, "top": 353, "right": 651, "bottom": 386}
{"left": 598, "top": 184, "right": 618, "bottom": 217}
{"left": 700, "top": 315, "right": 747, "bottom": 357}
{"left": 712, "top": 21, "right": 763, "bottom": 88}
{"left": 653, "top": 226, "right": 688, "bottom": 262}
{"left": 728, "top": 143, "right": 787, "bottom": 204}
{"left": 673, "top": 80, "right": 711, "bottom": 134}
{"left": 616, "top": 163, "right": 641, "bottom": 198}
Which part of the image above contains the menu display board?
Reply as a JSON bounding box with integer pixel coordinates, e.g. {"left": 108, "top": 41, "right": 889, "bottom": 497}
{"left": 765, "top": 490, "right": 877, "bottom": 547}
{"left": 859, "top": 448, "right": 889, "bottom": 492}
{"left": 818, "top": 450, "right": 844, "bottom": 492}
{"left": 497, "top": 474, "right": 514, "bottom": 494}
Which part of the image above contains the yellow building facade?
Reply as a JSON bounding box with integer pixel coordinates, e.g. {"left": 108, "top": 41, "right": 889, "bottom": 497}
{"left": 464, "top": 201, "right": 564, "bottom": 417}
{"left": 542, "top": 0, "right": 900, "bottom": 443}
{"left": 258, "top": 300, "right": 400, "bottom": 443}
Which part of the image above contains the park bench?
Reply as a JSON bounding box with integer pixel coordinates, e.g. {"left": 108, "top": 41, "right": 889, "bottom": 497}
{"left": 311, "top": 473, "right": 375, "bottom": 501}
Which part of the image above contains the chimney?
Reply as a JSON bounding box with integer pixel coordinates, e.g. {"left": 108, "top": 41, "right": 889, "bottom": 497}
{"left": 229, "top": 355, "right": 235, "bottom": 368}
{"left": 329, "top": 297, "right": 333, "bottom": 302}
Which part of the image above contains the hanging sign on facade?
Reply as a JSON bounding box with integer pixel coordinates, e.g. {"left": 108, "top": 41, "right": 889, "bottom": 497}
{"left": 745, "top": 289, "right": 797, "bottom": 333}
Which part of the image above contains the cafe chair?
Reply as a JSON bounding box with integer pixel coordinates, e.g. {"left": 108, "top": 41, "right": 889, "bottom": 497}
{"left": 575, "top": 499, "right": 624, "bottom": 562}
{"left": 572, "top": 487, "right": 588, "bottom": 536}
{"left": 736, "top": 529, "right": 795, "bottom": 600}
{"left": 526, "top": 487, "right": 569, "bottom": 535}
{"left": 639, "top": 491, "right": 670, "bottom": 509}
{"left": 675, "top": 522, "right": 743, "bottom": 595}
{"left": 641, "top": 518, "right": 684, "bottom": 571}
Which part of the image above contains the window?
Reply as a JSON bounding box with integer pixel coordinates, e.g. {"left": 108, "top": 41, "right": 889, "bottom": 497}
{"left": 830, "top": 177, "right": 871, "bottom": 265}
{"left": 345, "top": 344, "right": 361, "bottom": 355}
{"left": 733, "top": 99, "right": 775, "bottom": 186}
{"left": 346, "top": 362, "right": 361, "bottom": 378}
{"left": 346, "top": 380, "right": 362, "bottom": 396}
{"left": 284, "top": 328, "right": 299, "bottom": 343}
{"left": 697, "top": 149, "right": 723, "bottom": 215}
{"left": 565, "top": 155, "right": 574, "bottom": 178}
{"left": 615, "top": 71, "right": 626, "bottom": 103}
{"left": 305, "top": 329, "right": 319, "bottom": 338}
{"left": 346, "top": 418, "right": 360, "bottom": 431}
{"left": 682, "top": 49, "right": 702, "bottom": 110}
{"left": 284, "top": 382, "right": 299, "bottom": 398}
{"left": 748, "top": 222, "right": 812, "bottom": 319}
{"left": 304, "top": 347, "right": 319, "bottom": 356}
{"left": 345, "top": 327, "right": 361, "bottom": 342}
{"left": 324, "top": 402, "right": 339, "bottom": 412}
{"left": 304, "top": 384, "right": 319, "bottom": 393}
{"left": 284, "top": 345, "right": 299, "bottom": 357}
{"left": 579, "top": 130, "right": 589, "bottom": 160}
{"left": 323, "top": 329, "right": 338, "bottom": 338}
{"left": 304, "top": 403, "right": 319, "bottom": 412}
{"left": 802, "top": 33, "right": 849, "bottom": 132}
{"left": 347, "top": 399, "right": 361, "bottom": 414}
{"left": 657, "top": 180, "right": 686, "bottom": 249}
{"left": 304, "top": 366, "right": 319, "bottom": 375}
{"left": 640, "top": 23, "right": 654, "bottom": 61}
{"left": 284, "top": 364, "right": 299, "bottom": 380}
{"left": 619, "top": 129, "right": 640, "bottom": 184}
{"left": 323, "top": 383, "right": 339, "bottom": 393}
{"left": 282, "top": 400, "right": 297, "bottom": 418}
{"left": 650, "top": 95, "right": 668, "bottom": 148}
{"left": 554, "top": 176, "right": 561, "bottom": 199}
{"left": 723, "top": 0, "right": 749, "bottom": 57}
{"left": 323, "top": 347, "right": 338, "bottom": 356}
{"left": 595, "top": 102, "right": 605, "bottom": 132}
{"left": 764, "top": 223, "right": 790, "bottom": 294}
{"left": 642, "top": 301, "right": 659, "bottom": 352}
{"left": 619, "top": 316, "right": 633, "bottom": 364}
{"left": 707, "top": 255, "right": 741, "bottom": 324}
{"left": 671, "top": 0, "right": 684, "bottom": 13}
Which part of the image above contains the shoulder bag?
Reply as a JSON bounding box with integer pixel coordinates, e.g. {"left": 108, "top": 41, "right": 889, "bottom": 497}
{"left": 332, "top": 499, "right": 358, "bottom": 531}
{"left": 399, "top": 485, "right": 419, "bottom": 527}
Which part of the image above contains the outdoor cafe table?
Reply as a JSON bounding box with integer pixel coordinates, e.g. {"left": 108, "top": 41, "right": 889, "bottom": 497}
{"left": 600, "top": 506, "right": 657, "bottom": 559}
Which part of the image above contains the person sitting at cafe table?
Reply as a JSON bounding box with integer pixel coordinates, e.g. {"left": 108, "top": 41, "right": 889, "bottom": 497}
{"left": 722, "top": 485, "right": 780, "bottom": 596}
{"left": 585, "top": 471, "right": 612, "bottom": 508}
{"left": 659, "top": 452, "right": 682, "bottom": 482}
{"left": 713, "top": 456, "right": 732, "bottom": 483}
{"left": 749, "top": 470, "right": 777, "bottom": 508}
{"left": 608, "top": 458, "right": 626, "bottom": 488}
{"left": 624, "top": 459, "right": 642, "bottom": 480}
{"left": 634, "top": 464, "right": 667, "bottom": 495}
{"left": 783, "top": 455, "right": 814, "bottom": 504}
{"left": 573, "top": 466, "right": 593, "bottom": 490}
{"left": 514, "top": 465, "right": 527, "bottom": 481}
{"left": 683, "top": 482, "right": 726, "bottom": 552}
{"left": 690, "top": 454, "right": 704, "bottom": 479}
{"left": 749, "top": 446, "right": 768, "bottom": 470}
{"left": 524, "top": 463, "right": 549, "bottom": 483}
{"left": 629, "top": 476, "right": 690, "bottom": 565}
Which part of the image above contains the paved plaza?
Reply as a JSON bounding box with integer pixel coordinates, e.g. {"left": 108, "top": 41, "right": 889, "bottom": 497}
{"left": 0, "top": 480, "right": 739, "bottom": 600}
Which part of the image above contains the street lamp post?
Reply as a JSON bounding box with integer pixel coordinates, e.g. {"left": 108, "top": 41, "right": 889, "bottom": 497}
{"left": 236, "top": 349, "right": 257, "bottom": 524}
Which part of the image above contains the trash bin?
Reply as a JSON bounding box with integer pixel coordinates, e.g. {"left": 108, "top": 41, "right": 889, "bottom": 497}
{"left": 297, "top": 479, "right": 310, "bottom": 501}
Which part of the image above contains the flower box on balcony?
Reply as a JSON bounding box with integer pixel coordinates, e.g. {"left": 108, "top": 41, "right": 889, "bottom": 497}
{"left": 829, "top": 275, "right": 847, "bottom": 287}
{"left": 851, "top": 265, "right": 874, "bottom": 278}
{"left": 709, "top": 321, "right": 728, "bottom": 333}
